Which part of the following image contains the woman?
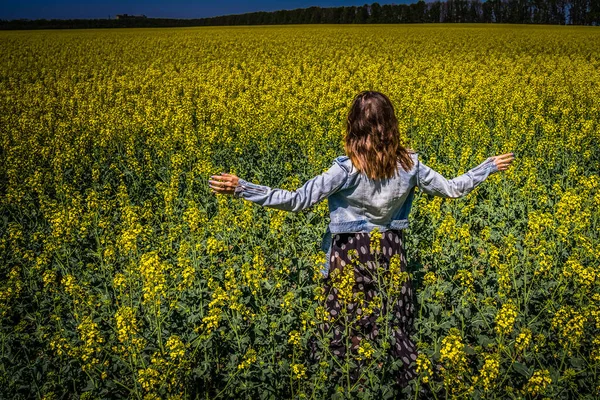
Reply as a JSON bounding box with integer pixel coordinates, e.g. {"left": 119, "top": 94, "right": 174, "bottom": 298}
{"left": 208, "top": 91, "right": 515, "bottom": 391}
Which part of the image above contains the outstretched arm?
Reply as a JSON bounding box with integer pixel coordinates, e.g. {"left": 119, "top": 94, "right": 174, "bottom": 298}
{"left": 208, "top": 158, "right": 349, "bottom": 212}
{"left": 417, "top": 152, "right": 514, "bottom": 198}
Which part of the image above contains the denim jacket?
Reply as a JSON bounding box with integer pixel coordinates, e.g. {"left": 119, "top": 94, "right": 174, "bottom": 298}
{"left": 233, "top": 151, "right": 499, "bottom": 278}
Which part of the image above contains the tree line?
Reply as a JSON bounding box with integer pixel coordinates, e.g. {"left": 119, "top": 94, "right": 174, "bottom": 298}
{"left": 2, "top": 0, "right": 599, "bottom": 30}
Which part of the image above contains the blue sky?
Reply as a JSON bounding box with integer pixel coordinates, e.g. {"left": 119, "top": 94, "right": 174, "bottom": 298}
{"left": 1, "top": 1, "right": 418, "bottom": 20}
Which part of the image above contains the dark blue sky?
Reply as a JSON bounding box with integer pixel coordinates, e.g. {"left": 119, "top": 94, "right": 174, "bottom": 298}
{"left": 1, "top": 1, "right": 416, "bottom": 20}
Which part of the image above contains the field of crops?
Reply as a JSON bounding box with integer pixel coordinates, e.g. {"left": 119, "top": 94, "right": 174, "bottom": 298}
{"left": 1, "top": 23, "right": 599, "bottom": 399}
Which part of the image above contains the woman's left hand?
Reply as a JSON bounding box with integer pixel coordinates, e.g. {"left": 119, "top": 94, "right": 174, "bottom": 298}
{"left": 209, "top": 173, "right": 240, "bottom": 195}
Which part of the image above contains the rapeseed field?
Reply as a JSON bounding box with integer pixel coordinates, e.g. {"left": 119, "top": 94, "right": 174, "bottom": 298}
{"left": 0, "top": 24, "right": 599, "bottom": 399}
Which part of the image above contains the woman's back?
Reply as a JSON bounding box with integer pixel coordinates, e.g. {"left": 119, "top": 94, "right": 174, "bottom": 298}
{"left": 327, "top": 151, "right": 419, "bottom": 229}
{"left": 326, "top": 150, "right": 498, "bottom": 235}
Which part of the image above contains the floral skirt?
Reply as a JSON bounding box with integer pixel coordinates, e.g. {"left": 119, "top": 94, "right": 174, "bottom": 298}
{"left": 313, "top": 229, "right": 419, "bottom": 389}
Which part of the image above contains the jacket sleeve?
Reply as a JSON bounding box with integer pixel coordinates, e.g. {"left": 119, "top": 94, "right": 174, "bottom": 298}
{"left": 233, "top": 157, "right": 349, "bottom": 212}
{"left": 416, "top": 155, "right": 499, "bottom": 198}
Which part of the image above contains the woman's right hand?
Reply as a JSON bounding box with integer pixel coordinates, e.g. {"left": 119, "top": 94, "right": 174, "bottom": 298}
{"left": 209, "top": 172, "right": 240, "bottom": 195}
{"left": 491, "top": 152, "right": 515, "bottom": 172}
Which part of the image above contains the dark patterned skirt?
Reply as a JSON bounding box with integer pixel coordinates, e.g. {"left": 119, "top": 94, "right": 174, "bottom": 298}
{"left": 315, "top": 229, "right": 419, "bottom": 389}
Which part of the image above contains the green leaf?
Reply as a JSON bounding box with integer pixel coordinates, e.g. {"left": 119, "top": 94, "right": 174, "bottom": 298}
{"left": 513, "top": 361, "right": 532, "bottom": 377}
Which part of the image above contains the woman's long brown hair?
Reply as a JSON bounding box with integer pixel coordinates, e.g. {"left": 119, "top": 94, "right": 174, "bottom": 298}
{"left": 344, "top": 91, "right": 414, "bottom": 180}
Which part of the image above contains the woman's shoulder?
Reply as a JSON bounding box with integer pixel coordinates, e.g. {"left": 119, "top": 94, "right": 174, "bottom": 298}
{"left": 404, "top": 148, "right": 419, "bottom": 163}
{"left": 333, "top": 155, "right": 354, "bottom": 174}
{"left": 398, "top": 148, "right": 420, "bottom": 175}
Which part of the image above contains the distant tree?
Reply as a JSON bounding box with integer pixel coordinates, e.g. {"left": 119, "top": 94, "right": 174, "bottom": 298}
{"left": 481, "top": 0, "right": 494, "bottom": 23}
{"left": 354, "top": 4, "right": 370, "bottom": 23}
{"left": 468, "top": 0, "right": 483, "bottom": 22}
{"left": 396, "top": 4, "right": 408, "bottom": 22}
{"left": 380, "top": 4, "right": 394, "bottom": 22}
{"left": 589, "top": 0, "right": 600, "bottom": 24}
{"left": 428, "top": 1, "right": 443, "bottom": 22}
{"left": 569, "top": 0, "right": 589, "bottom": 24}
{"left": 442, "top": 0, "right": 453, "bottom": 22}
{"left": 322, "top": 7, "right": 341, "bottom": 23}
{"left": 410, "top": 0, "right": 428, "bottom": 22}
{"left": 341, "top": 6, "right": 356, "bottom": 23}
{"left": 531, "top": 0, "right": 547, "bottom": 22}
{"left": 548, "top": 0, "right": 568, "bottom": 24}
{"left": 369, "top": 2, "right": 382, "bottom": 23}
{"left": 489, "top": 0, "right": 507, "bottom": 23}
{"left": 505, "top": 0, "right": 530, "bottom": 23}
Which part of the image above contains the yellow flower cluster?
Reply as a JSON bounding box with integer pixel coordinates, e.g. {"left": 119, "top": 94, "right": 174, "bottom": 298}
{"left": 421, "top": 196, "right": 443, "bottom": 222}
{"left": 288, "top": 330, "right": 301, "bottom": 346}
{"left": 555, "top": 190, "right": 589, "bottom": 241}
{"left": 534, "top": 250, "right": 553, "bottom": 277}
{"left": 387, "top": 254, "right": 409, "bottom": 296}
{"left": 182, "top": 202, "right": 207, "bottom": 233}
{"left": 118, "top": 205, "right": 143, "bottom": 254}
{"left": 496, "top": 235, "right": 519, "bottom": 297}
{"left": 357, "top": 340, "right": 375, "bottom": 360}
{"left": 166, "top": 335, "right": 186, "bottom": 360}
{"left": 591, "top": 336, "right": 600, "bottom": 363}
{"left": 300, "top": 311, "right": 315, "bottom": 332}
{"left": 437, "top": 214, "right": 457, "bottom": 241}
{"left": 515, "top": 327, "right": 532, "bottom": 354}
{"left": 113, "top": 273, "right": 127, "bottom": 291}
{"left": 369, "top": 228, "right": 381, "bottom": 255}
{"left": 562, "top": 257, "right": 596, "bottom": 288}
{"left": 362, "top": 294, "right": 382, "bottom": 318}
{"left": 497, "top": 262, "right": 511, "bottom": 298}
{"left": 592, "top": 306, "right": 600, "bottom": 330}
{"left": 487, "top": 245, "right": 500, "bottom": 268}
{"left": 242, "top": 247, "right": 267, "bottom": 296}
{"left": 311, "top": 252, "right": 327, "bottom": 283}
{"left": 291, "top": 363, "right": 307, "bottom": 380}
{"left": 423, "top": 271, "right": 437, "bottom": 286}
{"left": 62, "top": 274, "right": 78, "bottom": 297}
{"left": 42, "top": 269, "right": 57, "bottom": 288}
{"left": 415, "top": 353, "right": 433, "bottom": 384}
{"left": 329, "top": 250, "right": 356, "bottom": 306}
{"left": 224, "top": 267, "right": 244, "bottom": 313}
{"left": 453, "top": 269, "right": 474, "bottom": 299}
{"left": 0, "top": 267, "right": 23, "bottom": 317}
{"left": 495, "top": 301, "right": 518, "bottom": 336}
{"left": 201, "top": 285, "right": 228, "bottom": 334}
{"left": 137, "top": 348, "right": 187, "bottom": 396}
{"left": 532, "top": 333, "right": 546, "bottom": 353}
{"left": 114, "top": 306, "right": 144, "bottom": 356}
{"left": 181, "top": 265, "right": 195, "bottom": 288}
{"left": 269, "top": 209, "right": 287, "bottom": 234}
{"left": 49, "top": 333, "right": 71, "bottom": 357}
{"left": 473, "top": 353, "right": 500, "bottom": 392}
{"left": 522, "top": 369, "right": 551, "bottom": 396}
{"left": 440, "top": 328, "right": 467, "bottom": 367}
{"left": 61, "top": 274, "right": 91, "bottom": 307}
{"left": 280, "top": 291, "right": 295, "bottom": 310}
{"left": 439, "top": 328, "right": 471, "bottom": 395}
{"left": 551, "top": 306, "right": 586, "bottom": 352}
{"left": 238, "top": 348, "right": 257, "bottom": 370}
{"left": 115, "top": 306, "right": 138, "bottom": 342}
{"left": 77, "top": 315, "right": 104, "bottom": 371}
{"left": 139, "top": 251, "right": 168, "bottom": 305}
{"left": 138, "top": 366, "right": 161, "bottom": 391}
{"left": 206, "top": 236, "right": 227, "bottom": 256}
